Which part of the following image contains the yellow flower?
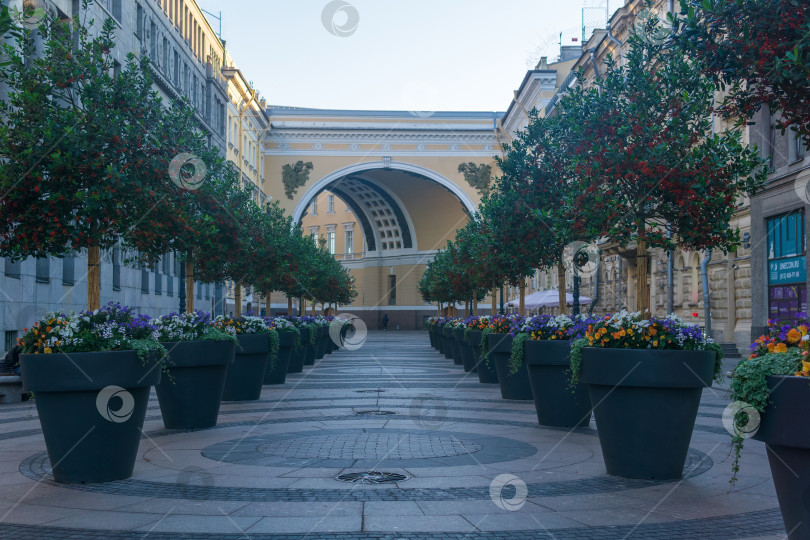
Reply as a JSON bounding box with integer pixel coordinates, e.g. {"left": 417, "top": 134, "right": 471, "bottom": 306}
{"left": 43, "top": 347, "right": 52, "bottom": 354}
{"left": 774, "top": 343, "right": 788, "bottom": 353}
{"left": 787, "top": 328, "right": 802, "bottom": 344}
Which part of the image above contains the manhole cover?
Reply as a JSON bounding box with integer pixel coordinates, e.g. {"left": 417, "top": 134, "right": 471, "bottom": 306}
{"left": 335, "top": 471, "right": 409, "bottom": 484}
{"left": 355, "top": 410, "right": 396, "bottom": 416}
{"left": 355, "top": 389, "right": 386, "bottom": 393}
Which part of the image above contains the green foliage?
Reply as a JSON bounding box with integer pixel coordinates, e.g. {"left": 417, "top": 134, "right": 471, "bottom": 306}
{"left": 673, "top": 0, "right": 810, "bottom": 145}
{"left": 480, "top": 327, "right": 494, "bottom": 365}
{"left": 728, "top": 349, "right": 804, "bottom": 485}
{"left": 509, "top": 332, "right": 529, "bottom": 374}
{"left": 282, "top": 161, "right": 314, "bottom": 199}
{"left": 458, "top": 162, "right": 492, "bottom": 197}
{"left": 267, "top": 328, "right": 280, "bottom": 371}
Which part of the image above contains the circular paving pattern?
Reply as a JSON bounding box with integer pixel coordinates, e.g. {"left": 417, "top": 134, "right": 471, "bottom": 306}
{"left": 200, "top": 428, "right": 536, "bottom": 468}
{"left": 257, "top": 432, "right": 482, "bottom": 460}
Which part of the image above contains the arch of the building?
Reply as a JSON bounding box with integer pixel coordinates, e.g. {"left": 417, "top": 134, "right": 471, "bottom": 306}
{"left": 292, "top": 161, "right": 477, "bottom": 254}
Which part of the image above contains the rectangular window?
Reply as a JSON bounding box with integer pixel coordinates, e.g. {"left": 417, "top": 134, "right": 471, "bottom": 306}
{"left": 62, "top": 254, "right": 74, "bottom": 286}
{"left": 345, "top": 230, "right": 354, "bottom": 255}
{"left": 136, "top": 4, "right": 144, "bottom": 40}
{"left": 205, "top": 283, "right": 210, "bottom": 300}
{"left": 789, "top": 128, "right": 807, "bottom": 163}
{"left": 196, "top": 282, "right": 202, "bottom": 299}
{"left": 150, "top": 21, "right": 157, "bottom": 61}
{"left": 154, "top": 260, "right": 162, "bottom": 295}
{"left": 328, "top": 195, "right": 335, "bottom": 214}
{"left": 327, "top": 231, "right": 336, "bottom": 254}
{"left": 767, "top": 210, "right": 805, "bottom": 260}
{"left": 4, "top": 258, "right": 20, "bottom": 279}
{"left": 311, "top": 200, "right": 317, "bottom": 216}
{"left": 141, "top": 267, "right": 149, "bottom": 294}
{"left": 4, "top": 331, "right": 17, "bottom": 355}
{"left": 767, "top": 209, "right": 807, "bottom": 323}
{"left": 35, "top": 257, "right": 50, "bottom": 284}
{"left": 162, "top": 38, "right": 169, "bottom": 71}
{"left": 112, "top": 248, "right": 121, "bottom": 291}
{"left": 388, "top": 275, "right": 397, "bottom": 305}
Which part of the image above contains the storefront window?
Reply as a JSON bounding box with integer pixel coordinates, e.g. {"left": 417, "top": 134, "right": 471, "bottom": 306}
{"left": 767, "top": 209, "right": 807, "bottom": 322}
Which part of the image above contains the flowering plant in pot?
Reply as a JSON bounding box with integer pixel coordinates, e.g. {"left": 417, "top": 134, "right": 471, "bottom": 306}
{"left": 485, "top": 315, "right": 531, "bottom": 400}
{"left": 511, "top": 314, "right": 598, "bottom": 427}
{"left": 464, "top": 316, "right": 498, "bottom": 383}
{"left": 152, "top": 311, "right": 237, "bottom": 430}
{"left": 569, "top": 311, "right": 722, "bottom": 479}
{"left": 729, "top": 318, "right": 810, "bottom": 539}
{"left": 291, "top": 315, "right": 319, "bottom": 366}
{"left": 215, "top": 316, "right": 278, "bottom": 399}
{"left": 271, "top": 316, "right": 304, "bottom": 374}
{"left": 18, "top": 303, "right": 166, "bottom": 483}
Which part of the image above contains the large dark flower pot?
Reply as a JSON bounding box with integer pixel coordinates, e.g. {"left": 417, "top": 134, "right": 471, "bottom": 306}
{"left": 442, "top": 329, "right": 454, "bottom": 360}
{"left": 265, "top": 332, "right": 293, "bottom": 384}
{"left": 451, "top": 328, "right": 465, "bottom": 366}
{"left": 429, "top": 329, "right": 437, "bottom": 349}
{"left": 283, "top": 331, "right": 304, "bottom": 374}
{"left": 489, "top": 334, "right": 532, "bottom": 400}
{"left": 20, "top": 350, "right": 161, "bottom": 484}
{"left": 753, "top": 375, "right": 810, "bottom": 540}
{"left": 581, "top": 348, "right": 714, "bottom": 480}
{"left": 156, "top": 340, "right": 235, "bottom": 430}
{"left": 457, "top": 329, "right": 476, "bottom": 372}
{"left": 223, "top": 334, "right": 270, "bottom": 401}
{"left": 301, "top": 327, "right": 315, "bottom": 366}
{"left": 468, "top": 331, "right": 498, "bottom": 383}
{"left": 315, "top": 327, "right": 328, "bottom": 360}
{"left": 525, "top": 340, "right": 591, "bottom": 428}
{"left": 437, "top": 329, "right": 447, "bottom": 355}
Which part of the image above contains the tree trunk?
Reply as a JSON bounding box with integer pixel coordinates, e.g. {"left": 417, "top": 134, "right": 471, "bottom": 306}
{"left": 234, "top": 282, "right": 242, "bottom": 318}
{"left": 311, "top": 300, "right": 316, "bottom": 315}
{"left": 87, "top": 245, "right": 101, "bottom": 311}
{"left": 473, "top": 298, "right": 478, "bottom": 315}
{"left": 636, "top": 238, "right": 650, "bottom": 315}
{"left": 185, "top": 253, "right": 194, "bottom": 313}
{"left": 557, "top": 262, "right": 567, "bottom": 316}
{"left": 266, "top": 292, "right": 272, "bottom": 316}
{"left": 491, "top": 286, "right": 497, "bottom": 315}
{"left": 437, "top": 302, "right": 442, "bottom": 316}
{"left": 519, "top": 278, "right": 526, "bottom": 316}
{"left": 287, "top": 296, "right": 293, "bottom": 314}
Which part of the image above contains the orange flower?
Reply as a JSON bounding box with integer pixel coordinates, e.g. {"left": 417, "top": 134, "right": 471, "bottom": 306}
{"left": 787, "top": 328, "right": 802, "bottom": 344}
{"left": 774, "top": 343, "right": 788, "bottom": 353}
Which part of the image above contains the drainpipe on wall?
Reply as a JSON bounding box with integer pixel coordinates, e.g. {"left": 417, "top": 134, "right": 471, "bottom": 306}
{"left": 701, "top": 249, "right": 712, "bottom": 336}
{"left": 667, "top": 227, "right": 674, "bottom": 315}
{"left": 588, "top": 265, "right": 600, "bottom": 316}
{"left": 588, "top": 48, "right": 601, "bottom": 95}
{"left": 606, "top": 23, "right": 622, "bottom": 64}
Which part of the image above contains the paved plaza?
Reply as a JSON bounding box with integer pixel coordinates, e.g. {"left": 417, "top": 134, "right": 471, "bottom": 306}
{"left": 0, "top": 332, "right": 788, "bottom": 538}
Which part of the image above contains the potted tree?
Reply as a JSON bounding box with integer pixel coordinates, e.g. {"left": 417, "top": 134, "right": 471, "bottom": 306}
{"left": 570, "top": 312, "right": 722, "bottom": 479}
{"left": 511, "top": 315, "right": 593, "bottom": 428}
{"left": 18, "top": 304, "right": 165, "bottom": 483}
{"left": 216, "top": 316, "right": 278, "bottom": 399}
{"left": 273, "top": 317, "right": 302, "bottom": 376}
{"left": 729, "top": 319, "right": 810, "bottom": 539}
{"left": 487, "top": 315, "right": 532, "bottom": 400}
{"left": 153, "top": 311, "right": 236, "bottom": 429}
{"left": 468, "top": 316, "right": 498, "bottom": 384}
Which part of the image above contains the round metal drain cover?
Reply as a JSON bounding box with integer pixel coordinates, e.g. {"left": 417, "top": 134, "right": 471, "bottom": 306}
{"left": 355, "top": 389, "right": 386, "bottom": 393}
{"left": 335, "top": 471, "right": 409, "bottom": 484}
{"left": 355, "top": 410, "right": 396, "bottom": 416}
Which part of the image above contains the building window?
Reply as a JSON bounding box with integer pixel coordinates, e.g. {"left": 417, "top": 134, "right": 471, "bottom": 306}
{"left": 4, "top": 258, "right": 20, "bottom": 279}
{"left": 205, "top": 283, "right": 210, "bottom": 300}
{"left": 328, "top": 194, "right": 335, "bottom": 214}
{"left": 136, "top": 4, "right": 144, "bottom": 40}
{"left": 4, "top": 331, "right": 17, "bottom": 355}
{"left": 327, "top": 231, "right": 336, "bottom": 254}
{"left": 35, "top": 257, "right": 49, "bottom": 283}
{"left": 789, "top": 127, "right": 807, "bottom": 163}
{"left": 345, "top": 230, "right": 354, "bottom": 255}
{"left": 388, "top": 275, "right": 397, "bottom": 305}
{"left": 112, "top": 248, "right": 121, "bottom": 291}
{"left": 196, "top": 282, "right": 202, "bottom": 299}
{"left": 311, "top": 200, "right": 317, "bottom": 216}
{"left": 154, "top": 260, "right": 162, "bottom": 295}
{"left": 141, "top": 267, "right": 150, "bottom": 294}
{"left": 62, "top": 254, "right": 74, "bottom": 286}
{"left": 767, "top": 209, "right": 807, "bottom": 322}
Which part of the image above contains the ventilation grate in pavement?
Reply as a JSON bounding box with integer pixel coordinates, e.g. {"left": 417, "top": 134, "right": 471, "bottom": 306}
{"left": 335, "top": 471, "right": 409, "bottom": 484}
{"left": 354, "top": 410, "right": 396, "bottom": 416}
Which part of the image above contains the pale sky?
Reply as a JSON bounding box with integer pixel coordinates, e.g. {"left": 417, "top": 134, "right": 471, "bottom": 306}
{"left": 199, "top": 0, "right": 617, "bottom": 112}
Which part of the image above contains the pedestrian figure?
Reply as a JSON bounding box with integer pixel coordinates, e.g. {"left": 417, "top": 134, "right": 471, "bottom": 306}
{"left": 382, "top": 313, "right": 389, "bottom": 331}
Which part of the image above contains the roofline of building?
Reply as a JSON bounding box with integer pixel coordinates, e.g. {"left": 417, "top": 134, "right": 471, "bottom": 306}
{"left": 267, "top": 106, "right": 505, "bottom": 120}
